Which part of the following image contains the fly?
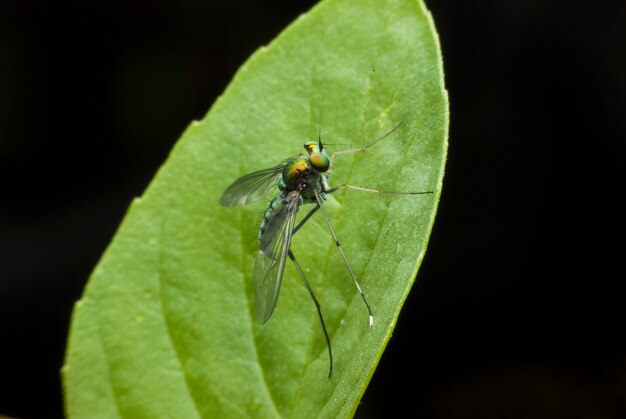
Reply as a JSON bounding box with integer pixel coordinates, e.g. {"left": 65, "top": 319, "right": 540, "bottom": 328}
{"left": 220, "top": 121, "right": 431, "bottom": 378}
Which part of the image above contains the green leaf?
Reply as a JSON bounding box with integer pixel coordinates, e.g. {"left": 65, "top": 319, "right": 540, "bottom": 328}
{"left": 62, "top": 0, "right": 448, "bottom": 417}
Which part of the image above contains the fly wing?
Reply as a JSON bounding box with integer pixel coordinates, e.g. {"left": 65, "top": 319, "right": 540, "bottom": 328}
{"left": 220, "top": 164, "right": 283, "bottom": 207}
{"left": 253, "top": 192, "right": 300, "bottom": 324}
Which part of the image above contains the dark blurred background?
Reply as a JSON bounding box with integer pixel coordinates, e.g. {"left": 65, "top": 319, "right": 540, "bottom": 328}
{"left": 1, "top": 1, "right": 624, "bottom": 418}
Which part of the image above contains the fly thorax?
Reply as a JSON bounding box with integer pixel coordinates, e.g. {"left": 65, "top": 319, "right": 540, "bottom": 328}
{"left": 282, "top": 156, "right": 311, "bottom": 190}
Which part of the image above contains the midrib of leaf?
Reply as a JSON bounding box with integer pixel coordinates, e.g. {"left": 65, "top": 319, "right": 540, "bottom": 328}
{"left": 157, "top": 231, "right": 203, "bottom": 419}
{"left": 242, "top": 222, "right": 282, "bottom": 418}
{"left": 235, "top": 109, "right": 282, "bottom": 418}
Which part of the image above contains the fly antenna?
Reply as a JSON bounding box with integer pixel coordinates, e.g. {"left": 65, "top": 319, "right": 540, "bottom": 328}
{"left": 318, "top": 95, "right": 325, "bottom": 149}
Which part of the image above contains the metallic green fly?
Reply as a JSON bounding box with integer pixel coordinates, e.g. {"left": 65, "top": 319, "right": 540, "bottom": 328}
{"left": 220, "top": 122, "right": 431, "bottom": 378}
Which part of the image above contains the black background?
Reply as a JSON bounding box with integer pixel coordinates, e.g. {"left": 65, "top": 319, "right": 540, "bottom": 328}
{"left": 1, "top": 1, "right": 625, "bottom": 418}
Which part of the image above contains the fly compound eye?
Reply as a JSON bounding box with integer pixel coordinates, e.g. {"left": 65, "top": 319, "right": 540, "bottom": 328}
{"left": 309, "top": 153, "right": 330, "bottom": 172}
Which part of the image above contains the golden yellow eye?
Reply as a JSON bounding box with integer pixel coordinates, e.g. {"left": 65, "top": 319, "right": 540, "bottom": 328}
{"left": 303, "top": 141, "right": 318, "bottom": 155}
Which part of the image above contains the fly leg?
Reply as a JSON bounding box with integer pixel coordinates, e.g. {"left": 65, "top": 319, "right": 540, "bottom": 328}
{"left": 288, "top": 204, "right": 333, "bottom": 377}
{"left": 327, "top": 122, "right": 433, "bottom": 195}
{"left": 312, "top": 190, "right": 375, "bottom": 328}
{"left": 292, "top": 205, "right": 319, "bottom": 236}
{"left": 329, "top": 122, "right": 404, "bottom": 164}
{"left": 326, "top": 184, "right": 433, "bottom": 196}
{"left": 287, "top": 248, "right": 333, "bottom": 378}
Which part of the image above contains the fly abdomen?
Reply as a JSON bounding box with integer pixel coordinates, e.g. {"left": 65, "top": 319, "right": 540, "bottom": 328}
{"left": 258, "top": 195, "right": 285, "bottom": 252}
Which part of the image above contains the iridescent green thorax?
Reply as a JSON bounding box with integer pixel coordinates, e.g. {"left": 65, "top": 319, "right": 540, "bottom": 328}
{"left": 282, "top": 156, "right": 310, "bottom": 186}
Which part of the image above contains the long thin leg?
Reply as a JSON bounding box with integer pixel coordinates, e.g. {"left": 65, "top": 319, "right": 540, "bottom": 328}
{"left": 313, "top": 190, "right": 375, "bottom": 327}
{"left": 326, "top": 183, "right": 433, "bottom": 196}
{"left": 288, "top": 248, "right": 333, "bottom": 378}
{"left": 292, "top": 205, "right": 320, "bottom": 236}
{"left": 328, "top": 122, "right": 432, "bottom": 196}
{"left": 330, "top": 122, "right": 404, "bottom": 163}
{"left": 286, "top": 204, "right": 333, "bottom": 376}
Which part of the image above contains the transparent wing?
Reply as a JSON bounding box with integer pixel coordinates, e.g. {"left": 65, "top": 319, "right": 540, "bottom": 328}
{"left": 253, "top": 191, "right": 300, "bottom": 324}
{"left": 220, "top": 164, "right": 284, "bottom": 207}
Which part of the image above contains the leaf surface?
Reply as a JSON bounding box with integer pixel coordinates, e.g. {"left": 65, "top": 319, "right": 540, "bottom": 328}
{"left": 63, "top": 0, "right": 448, "bottom": 417}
